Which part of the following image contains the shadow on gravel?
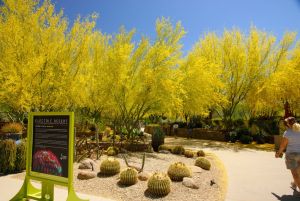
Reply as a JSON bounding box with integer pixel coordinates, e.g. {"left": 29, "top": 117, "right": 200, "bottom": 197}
{"left": 144, "top": 189, "right": 169, "bottom": 199}
{"left": 272, "top": 192, "right": 300, "bottom": 201}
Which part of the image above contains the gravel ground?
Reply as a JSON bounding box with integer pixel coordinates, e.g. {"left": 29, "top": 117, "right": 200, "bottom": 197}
{"left": 73, "top": 152, "right": 226, "bottom": 201}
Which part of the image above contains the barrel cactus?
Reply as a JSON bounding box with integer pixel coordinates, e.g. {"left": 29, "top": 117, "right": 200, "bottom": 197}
{"left": 100, "top": 158, "right": 120, "bottom": 175}
{"left": 147, "top": 173, "right": 171, "bottom": 196}
{"left": 195, "top": 157, "right": 211, "bottom": 170}
{"left": 119, "top": 168, "right": 138, "bottom": 185}
{"left": 184, "top": 150, "right": 194, "bottom": 158}
{"left": 106, "top": 146, "right": 118, "bottom": 156}
{"left": 197, "top": 150, "right": 205, "bottom": 157}
{"left": 167, "top": 162, "right": 191, "bottom": 181}
{"left": 171, "top": 145, "right": 185, "bottom": 155}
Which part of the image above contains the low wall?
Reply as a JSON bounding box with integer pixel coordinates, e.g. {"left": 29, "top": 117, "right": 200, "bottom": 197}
{"left": 145, "top": 126, "right": 226, "bottom": 142}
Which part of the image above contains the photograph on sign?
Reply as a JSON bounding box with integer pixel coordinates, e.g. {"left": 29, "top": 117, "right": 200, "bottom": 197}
{"left": 31, "top": 116, "right": 69, "bottom": 178}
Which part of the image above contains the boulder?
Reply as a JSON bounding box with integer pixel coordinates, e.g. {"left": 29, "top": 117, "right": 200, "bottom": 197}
{"left": 138, "top": 172, "right": 150, "bottom": 181}
{"left": 79, "top": 158, "right": 97, "bottom": 170}
{"left": 77, "top": 170, "right": 97, "bottom": 180}
{"left": 182, "top": 177, "right": 199, "bottom": 189}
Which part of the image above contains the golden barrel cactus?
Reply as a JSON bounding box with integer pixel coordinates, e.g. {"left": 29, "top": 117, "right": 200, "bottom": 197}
{"left": 167, "top": 162, "right": 191, "bottom": 181}
{"left": 100, "top": 157, "right": 120, "bottom": 175}
{"left": 147, "top": 172, "right": 171, "bottom": 196}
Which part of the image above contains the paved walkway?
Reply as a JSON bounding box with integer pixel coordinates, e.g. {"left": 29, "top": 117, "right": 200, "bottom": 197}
{"left": 165, "top": 137, "right": 300, "bottom": 201}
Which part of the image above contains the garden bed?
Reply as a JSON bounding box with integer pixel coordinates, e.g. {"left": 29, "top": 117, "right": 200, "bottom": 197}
{"left": 73, "top": 152, "right": 226, "bottom": 201}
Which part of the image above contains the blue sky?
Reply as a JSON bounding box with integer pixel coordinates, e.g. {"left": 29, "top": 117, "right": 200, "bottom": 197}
{"left": 54, "top": 0, "right": 300, "bottom": 53}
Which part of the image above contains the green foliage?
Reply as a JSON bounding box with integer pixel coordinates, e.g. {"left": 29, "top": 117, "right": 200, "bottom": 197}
{"left": 15, "top": 140, "right": 26, "bottom": 172}
{"left": 100, "top": 158, "right": 120, "bottom": 175}
{"left": 167, "top": 162, "right": 191, "bottom": 181}
{"left": 147, "top": 172, "right": 171, "bottom": 196}
{"left": 196, "top": 150, "right": 205, "bottom": 157}
{"left": 151, "top": 127, "right": 165, "bottom": 152}
{"left": 119, "top": 168, "right": 138, "bottom": 186}
{"left": 106, "top": 146, "right": 119, "bottom": 156}
{"left": 239, "top": 135, "right": 253, "bottom": 144}
{"left": 195, "top": 157, "right": 211, "bottom": 170}
{"left": 184, "top": 150, "right": 195, "bottom": 158}
{"left": 0, "top": 139, "right": 17, "bottom": 174}
{"left": 171, "top": 145, "right": 185, "bottom": 155}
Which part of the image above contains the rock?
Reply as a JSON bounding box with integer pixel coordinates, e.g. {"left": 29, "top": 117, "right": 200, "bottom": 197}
{"left": 188, "top": 165, "right": 203, "bottom": 173}
{"left": 138, "top": 172, "right": 150, "bottom": 181}
{"left": 159, "top": 150, "right": 170, "bottom": 154}
{"left": 79, "top": 158, "right": 97, "bottom": 170}
{"left": 77, "top": 170, "right": 97, "bottom": 180}
{"left": 182, "top": 177, "right": 199, "bottom": 189}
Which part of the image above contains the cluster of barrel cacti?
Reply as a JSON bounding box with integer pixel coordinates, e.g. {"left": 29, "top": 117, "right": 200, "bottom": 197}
{"left": 195, "top": 157, "right": 211, "bottom": 170}
{"left": 100, "top": 157, "right": 120, "bottom": 175}
{"left": 147, "top": 172, "right": 171, "bottom": 196}
{"left": 167, "top": 162, "right": 191, "bottom": 181}
{"left": 184, "top": 150, "right": 195, "bottom": 158}
{"left": 119, "top": 168, "right": 138, "bottom": 185}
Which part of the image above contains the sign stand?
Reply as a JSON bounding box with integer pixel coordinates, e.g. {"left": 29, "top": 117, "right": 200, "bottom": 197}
{"left": 10, "top": 112, "right": 87, "bottom": 201}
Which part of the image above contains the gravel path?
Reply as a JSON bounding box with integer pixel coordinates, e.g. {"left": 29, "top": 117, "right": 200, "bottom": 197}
{"left": 74, "top": 152, "right": 226, "bottom": 201}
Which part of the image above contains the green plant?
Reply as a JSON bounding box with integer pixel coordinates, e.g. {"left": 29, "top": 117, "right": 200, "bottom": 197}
{"left": 171, "top": 145, "right": 185, "bottom": 155}
{"left": 1, "top": 122, "right": 22, "bottom": 133}
{"left": 147, "top": 172, "right": 171, "bottom": 196}
{"left": 0, "top": 139, "right": 17, "bottom": 174}
{"left": 151, "top": 127, "right": 165, "bottom": 152}
{"left": 15, "top": 140, "right": 26, "bottom": 172}
{"left": 196, "top": 150, "right": 205, "bottom": 157}
{"left": 119, "top": 168, "right": 138, "bottom": 185}
{"left": 167, "top": 162, "right": 191, "bottom": 181}
{"left": 184, "top": 150, "right": 194, "bottom": 158}
{"left": 158, "top": 144, "right": 173, "bottom": 152}
{"left": 100, "top": 158, "right": 120, "bottom": 175}
{"left": 106, "top": 146, "right": 119, "bottom": 156}
{"left": 195, "top": 157, "right": 211, "bottom": 170}
{"left": 239, "top": 135, "right": 253, "bottom": 144}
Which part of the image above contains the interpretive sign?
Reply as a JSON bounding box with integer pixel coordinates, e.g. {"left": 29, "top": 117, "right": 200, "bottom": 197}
{"left": 32, "top": 115, "right": 69, "bottom": 178}
{"left": 10, "top": 112, "right": 87, "bottom": 201}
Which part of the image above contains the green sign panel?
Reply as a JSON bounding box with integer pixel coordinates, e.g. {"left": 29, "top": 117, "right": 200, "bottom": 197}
{"left": 10, "top": 112, "right": 87, "bottom": 201}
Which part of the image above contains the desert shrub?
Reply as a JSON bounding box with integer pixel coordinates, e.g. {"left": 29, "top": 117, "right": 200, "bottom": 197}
{"left": 0, "top": 139, "right": 17, "bottom": 174}
{"left": 239, "top": 135, "right": 253, "bottom": 144}
{"left": 15, "top": 140, "right": 26, "bottom": 172}
{"left": 1, "top": 122, "right": 22, "bottom": 133}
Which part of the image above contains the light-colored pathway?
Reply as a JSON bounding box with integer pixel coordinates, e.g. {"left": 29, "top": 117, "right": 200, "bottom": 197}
{"left": 165, "top": 137, "right": 299, "bottom": 201}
